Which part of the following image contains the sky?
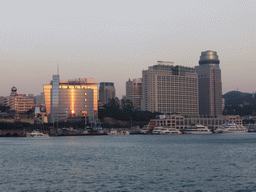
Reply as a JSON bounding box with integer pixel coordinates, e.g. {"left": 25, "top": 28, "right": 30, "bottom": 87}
{"left": 0, "top": 0, "right": 256, "bottom": 98}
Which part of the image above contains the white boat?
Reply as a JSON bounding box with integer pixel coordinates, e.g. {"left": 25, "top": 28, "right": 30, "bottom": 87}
{"left": 215, "top": 123, "right": 248, "bottom": 133}
{"left": 184, "top": 124, "right": 212, "bottom": 134}
{"left": 152, "top": 127, "right": 164, "bottom": 134}
{"left": 160, "top": 128, "right": 181, "bottom": 134}
{"left": 26, "top": 130, "right": 49, "bottom": 137}
{"left": 107, "top": 129, "right": 118, "bottom": 135}
{"left": 107, "top": 129, "right": 130, "bottom": 135}
{"left": 121, "top": 130, "right": 130, "bottom": 135}
{"left": 140, "top": 128, "right": 149, "bottom": 134}
{"left": 245, "top": 123, "right": 256, "bottom": 132}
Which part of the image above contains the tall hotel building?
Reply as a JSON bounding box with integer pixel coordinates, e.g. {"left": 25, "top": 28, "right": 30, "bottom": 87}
{"left": 99, "top": 82, "right": 116, "bottom": 103}
{"left": 126, "top": 78, "right": 143, "bottom": 109}
{"left": 43, "top": 75, "right": 98, "bottom": 122}
{"left": 195, "top": 50, "right": 222, "bottom": 116}
{"left": 141, "top": 61, "right": 199, "bottom": 116}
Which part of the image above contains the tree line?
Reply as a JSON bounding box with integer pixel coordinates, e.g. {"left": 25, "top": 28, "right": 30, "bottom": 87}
{"left": 224, "top": 105, "right": 256, "bottom": 116}
{"left": 98, "top": 98, "right": 161, "bottom": 127}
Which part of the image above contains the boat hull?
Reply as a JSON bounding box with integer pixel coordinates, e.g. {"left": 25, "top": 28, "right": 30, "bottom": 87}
{"left": 215, "top": 130, "right": 248, "bottom": 133}
{"left": 183, "top": 131, "right": 212, "bottom": 134}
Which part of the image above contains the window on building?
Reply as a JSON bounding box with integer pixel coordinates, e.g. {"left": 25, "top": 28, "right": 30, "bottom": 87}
{"left": 82, "top": 111, "right": 87, "bottom": 115}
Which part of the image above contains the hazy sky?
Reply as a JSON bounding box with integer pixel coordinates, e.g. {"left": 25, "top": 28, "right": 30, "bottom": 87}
{"left": 1, "top": 0, "right": 256, "bottom": 98}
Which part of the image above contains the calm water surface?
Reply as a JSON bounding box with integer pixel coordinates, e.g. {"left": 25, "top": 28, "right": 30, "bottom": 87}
{"left": 1, "top": 133, "right": 256, "bottom": 191}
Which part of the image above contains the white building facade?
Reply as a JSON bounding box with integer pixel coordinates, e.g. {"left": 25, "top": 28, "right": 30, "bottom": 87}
{"left": 141, "top": 61, "right": 199, "bottom": 116}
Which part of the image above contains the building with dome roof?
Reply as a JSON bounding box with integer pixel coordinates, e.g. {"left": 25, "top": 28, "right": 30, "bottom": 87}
{"left": 195, "top": 50, "right": 222, "bottom": 116}
{"left": 7, "top": 86, "right": 34, "bottom": 113}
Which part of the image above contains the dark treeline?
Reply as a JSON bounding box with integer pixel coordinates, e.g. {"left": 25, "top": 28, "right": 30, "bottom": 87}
{"left": 0, "top": 122, "right": 51, "bottom": 131}
{"left": 98, "top": 98, "right": 161, "bottom": 127}
{"left": 223, "top": 105, "right": 256, "bottom": 116}
{"left": 56, "top": 119, "right": 86, "bottom": 129}
{"left": 0, "top": 121, "right": 87, "bottom": 131}
{"left": 0, "top": 104, "right": 9, "bottom": 112}
{"left": 0, "top": 122, "right": 29, "bottom": 130}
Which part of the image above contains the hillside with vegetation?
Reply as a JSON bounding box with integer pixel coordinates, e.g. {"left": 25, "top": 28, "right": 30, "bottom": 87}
{"left": 223, "top": 91, "right": 255, "bottom": 106}
{"left": 223, "top": 91, "right": 256, "bottom": 116}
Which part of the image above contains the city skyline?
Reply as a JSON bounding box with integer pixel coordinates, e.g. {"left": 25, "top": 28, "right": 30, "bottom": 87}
{"left": 0, "top": 0, "right": 256, "bottom": 98}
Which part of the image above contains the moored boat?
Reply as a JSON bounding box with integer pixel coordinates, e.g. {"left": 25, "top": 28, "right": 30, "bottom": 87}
{"left": 160, "top": 128, "right": 181, "bottom": 134}
{"left": 26, "top": 130, "right": 49, "bottom": 137}
{"left": 152, "top": 127, "right": 164, "bottom": 134}
{"left": 215, "top": 123, "right": 248, "bottom": 133}
{"left": 183, "top": 124, "right": 212, "bottom": 134}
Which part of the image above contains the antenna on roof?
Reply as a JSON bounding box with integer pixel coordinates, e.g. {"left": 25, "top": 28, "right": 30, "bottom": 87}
{"left": 57, "top": 63, "right": 59, "bottom": 75}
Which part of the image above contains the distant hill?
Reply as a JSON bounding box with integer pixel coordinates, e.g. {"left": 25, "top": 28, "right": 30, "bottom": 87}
{"left": 223, "top": 91, "right": 256, "bottom": 106}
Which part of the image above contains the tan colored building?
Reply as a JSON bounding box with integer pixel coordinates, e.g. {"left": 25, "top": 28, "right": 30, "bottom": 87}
{"left": 0, "top": 113, "right": 35, "bottom": 124}
{"left": 195, "top": 50, "right": 222, "bottom": 116}
{"left": 44, "top": 76, "right": 98, "bottom": 122}
{"left": 150, "top": 114, "right": 242, "bottom": 130}
{"left": 7, "top": 86, "right": 34, "bottom": 113}
{"left": 141, "top": 61, "right": 199, "bottom": 116}
{"left": 126, "top": 78, "right": 142, "bottom": 109}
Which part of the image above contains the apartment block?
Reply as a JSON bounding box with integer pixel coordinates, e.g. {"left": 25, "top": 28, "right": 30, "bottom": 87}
{"left": 99, "top": 82, "right": 116, "bottom": 103}
{"left": 126, "top": 78, "right": 142, "bottom": 109}
{"left": 141, "top": 61, "right": 199, "bottom": 116}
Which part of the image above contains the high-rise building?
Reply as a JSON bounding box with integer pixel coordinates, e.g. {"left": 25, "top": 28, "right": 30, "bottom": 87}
{"left": 35, "top": 92, "right": 45, "bottom": 105}
{"left": 8, "top": 86, "right": 34, "bottom": 113}
{"left": 99, "top": 82, "right": 115, "bottom": 103}
{"left": 0, "top": 96, "right": 6, "bottom": 106}
{"left": 43, "top": 76, "right": 98, "bottom": 122}
{"left": 141, "top": 61, "right": 199, "bottom": 116}
{"left": 126, "top": 78, "right": 142, "bottom": 109}
{"left": 195, "top": 50, "right": 222, "bottom": 116}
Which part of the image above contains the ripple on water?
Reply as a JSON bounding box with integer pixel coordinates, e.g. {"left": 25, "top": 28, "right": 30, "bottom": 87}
{"left": 1, "top": 134, "right": 256, "bottom": 191}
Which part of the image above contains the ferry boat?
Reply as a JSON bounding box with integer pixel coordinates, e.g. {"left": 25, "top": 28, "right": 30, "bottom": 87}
{"left": 26, "top": 130, "right": 49, "bottom": 137}
{"left": 160, "top": 128, "right": 181, "bottom": 134}
{"left": 215, "top": 123, "right": 248, "bottom": 133}
{"left": 183, "top": 124, "right": 212, "bottom": 134}
{"left": 245, "top": 123, "right": 256, "bottom": 132}
{"left": 107, "top": 129, "right": 130, "bottom": 135}
{"left": 152, "top": 127, "right": 164, "bottom": 134}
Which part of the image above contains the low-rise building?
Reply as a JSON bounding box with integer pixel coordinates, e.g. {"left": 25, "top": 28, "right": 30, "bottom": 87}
{"left": 149, "top": 114, "right": 242, "bottom": 130}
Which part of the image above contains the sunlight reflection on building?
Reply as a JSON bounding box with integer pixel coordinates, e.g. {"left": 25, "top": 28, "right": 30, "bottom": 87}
{"left": 43, "top": 76, "right": 98, "bottom": 123}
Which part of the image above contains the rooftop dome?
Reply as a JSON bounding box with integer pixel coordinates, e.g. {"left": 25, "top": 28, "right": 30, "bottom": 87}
{"left": 199, "top": 50, "right": 220, "bottom": 65}
{"left": 11, "top": 86, "right": 17, "bottom": 93}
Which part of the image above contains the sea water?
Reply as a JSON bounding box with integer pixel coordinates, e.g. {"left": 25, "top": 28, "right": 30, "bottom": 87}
{"left": 1, "top": 133, "right": 256, "bottom": 191}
